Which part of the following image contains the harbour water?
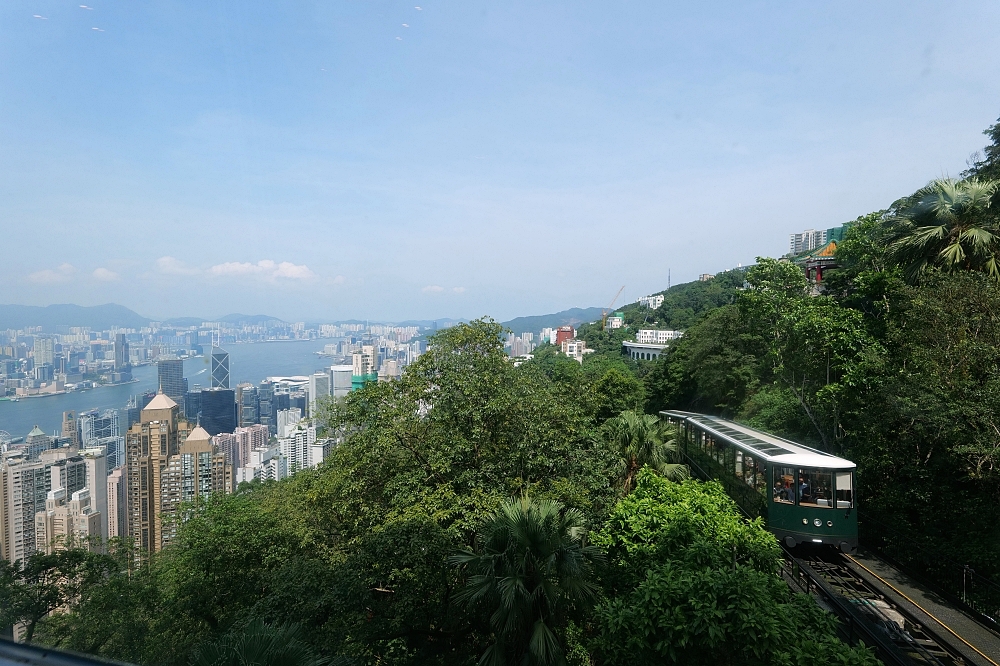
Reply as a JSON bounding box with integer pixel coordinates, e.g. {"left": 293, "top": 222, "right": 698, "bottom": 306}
{"left": 0, "top": 340, "right": 332, "bottom": 439}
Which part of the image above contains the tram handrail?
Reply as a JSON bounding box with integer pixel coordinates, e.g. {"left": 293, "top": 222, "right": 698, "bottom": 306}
{"left": 859, "top": 510, "right": 1000, "bottom": 634}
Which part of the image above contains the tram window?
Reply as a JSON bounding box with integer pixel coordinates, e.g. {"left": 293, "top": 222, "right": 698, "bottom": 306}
{"left": 715, "top": 439, "right": 726, "bottom": 465}
{"left": 835, "top": 472, "right": 854, "bottom": 508}
{"left": 724, "top": 445, "right": 735, "bottom": 475}
{"left": 743, "top": 454, "right": 755, "bottom": 486}
{"left": 754, "top": 463, "right": 768, "bottom": 494}
{"left": 773, "top": 466, "right": 795, "bottom": 504}
{"left": 797, "top": 469, "right": 833, "bottom": 508}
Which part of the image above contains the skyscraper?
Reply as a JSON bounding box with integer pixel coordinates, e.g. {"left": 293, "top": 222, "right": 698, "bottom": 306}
{"left": 201, "top": 388, "right": 237, "bottom": 436}
{"left": 258, "top": 380, "right": 275, "bottom": 435}
{"left": 308, "top": 373, "right": 330, "bottom": 417}
{"left": 25, "top": 426, "right": 52, "bottom": 460}
{"left": 331, "top": 365, "right": 353, "bottom": 398}
{"left": 114, "top": 334, "right": 129, "bottom": 370}
{"left": 237, "top": 383, "right": 259, "bottom": 426}
{"left": 211, "top": 347, "right": 230, "bottom": 389}
{"left": 80, "top": 409, "right": 124, "bottom": 469}
{"left": 124, "top": 393, "right": 192, "bottom": 557}
{"left": 62, "top": 411, "right": 80, "bottom": 449}
{"left": 158, "top": 358, "right": 186, "bottom": 406}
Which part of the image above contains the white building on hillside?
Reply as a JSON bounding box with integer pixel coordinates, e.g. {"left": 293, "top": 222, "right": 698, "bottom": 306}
{"left": 636, "top": 329, "right": 683, "bottom": 344}
{"left": 637, "top": 294, "right": 664, "bottom": 309}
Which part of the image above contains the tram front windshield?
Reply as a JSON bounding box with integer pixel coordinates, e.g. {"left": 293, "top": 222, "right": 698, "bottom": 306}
{"left": 772, "top": 467, "right": 854, "bottom": 509}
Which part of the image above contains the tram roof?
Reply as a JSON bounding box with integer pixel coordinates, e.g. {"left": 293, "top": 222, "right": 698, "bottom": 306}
{"left": 660, "top": 410, "right": 856, "bottom": 470}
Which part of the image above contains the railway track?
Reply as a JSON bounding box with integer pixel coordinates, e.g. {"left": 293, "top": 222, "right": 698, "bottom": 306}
{"left": 782, "top": 547, "right": 973, "bottom": 666}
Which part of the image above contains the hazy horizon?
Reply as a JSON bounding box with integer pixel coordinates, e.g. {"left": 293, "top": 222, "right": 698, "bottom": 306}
{"left": 3, "top": 1, "right": 1000, "bottom": 321}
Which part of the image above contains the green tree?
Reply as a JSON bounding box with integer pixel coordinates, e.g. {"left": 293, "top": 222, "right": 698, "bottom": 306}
{"left": 0, "top": 548, "right": 118, "bottom": 643}
{"left": 888, "top": 178, "right": 1000, "bottom": 281}
{"left": 592, "top": 471, "right": 877, "bottom": 666}
{"left": 605, "top": 411, "right": 686, "bottom": 492}
{"left": 191, "top": 620, "right": 331, "bottom": 666}
{"left": 589, "top": 368, "right": 645, "bottom": 424}
{"left": 451, "top": 496, "right": 601, "bottom": 666}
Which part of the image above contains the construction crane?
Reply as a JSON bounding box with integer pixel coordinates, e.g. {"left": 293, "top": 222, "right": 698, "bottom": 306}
{"left": 602, "top": 285, "right": 626, "bottom": 330}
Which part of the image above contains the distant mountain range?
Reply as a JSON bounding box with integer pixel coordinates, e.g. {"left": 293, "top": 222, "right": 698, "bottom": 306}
{"left": 0, "top": 303, "right": 602, "bottom": 334}
{"left": 0, "top": 303, "right": 151, "bottom": 331}
{"left": 501, "top": 307, "right": 604, "bottom": 334}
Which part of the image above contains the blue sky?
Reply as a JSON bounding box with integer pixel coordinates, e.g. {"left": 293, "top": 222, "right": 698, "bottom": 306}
{"left": 3, "top": 1, "right": 999, "bottom": 322}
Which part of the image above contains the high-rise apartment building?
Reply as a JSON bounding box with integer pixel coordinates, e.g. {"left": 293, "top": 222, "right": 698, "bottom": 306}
{"left": 789, "top": 229, "right": 827, "bottom": 255}
{"left": 2, "top": 452, "right": 49, "bottom": 563}
{"left": 80, "top": 448, "right": 108, "bottom": 542}
{"left": 124, "top": 393, "right": 192, "bottom": 557}
{"left": 351, "top": 346, "right": 378, "bottom": 391}
{"left": 34, "top": 487, "right": 101, "bottom": 554}
{"left": 278, "top": 422, "right": 326, "bottom": 472}
{"left": 107, "top": 467, "right": 126, "bottom": 540}
{"left": 235, "top": 446, "right": 287, "bottom": 484}
{"left": 158, "top": 426, "right": 232, "bottom": 547}
{"left": 211, "top": 347, "right": 230, "bottom": 389}
{"left": 33, "top": 337, "right": 54, "bottom": 367}
{"left": 277, "top": 408, "right": 302, "bottom": 438}
{"left": 157, "top": 359, "right": 186, "bottom": 407}
{"left": 2, "top": 446, "right": 92, "bottom": 563}
{"left": 212, "top": 424, "right": 269, "bottom": 469}
{"left": 200, "top": 388, "right": 237, "bottom": 435}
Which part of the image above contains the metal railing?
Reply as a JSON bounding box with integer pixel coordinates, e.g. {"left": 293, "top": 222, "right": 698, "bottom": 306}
{"left": 859, "top": 510, "right": 1000, "bottom": 632}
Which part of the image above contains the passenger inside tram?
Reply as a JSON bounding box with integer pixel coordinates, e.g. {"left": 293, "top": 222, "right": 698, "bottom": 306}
{"left": 798, "top": 470, "right": 832, "bottom": 507}
{"left": 773, "top": 466, "right": 796, "bottom": 504}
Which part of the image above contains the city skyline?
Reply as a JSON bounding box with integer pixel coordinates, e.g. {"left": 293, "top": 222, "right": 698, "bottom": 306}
{"left": 3, "top": 2, "right": 1000, "bottom": 321}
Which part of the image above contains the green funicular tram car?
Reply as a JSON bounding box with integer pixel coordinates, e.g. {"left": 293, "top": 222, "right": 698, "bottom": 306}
{"left": 661, "top": 410, "right": 857, "bottom": 553}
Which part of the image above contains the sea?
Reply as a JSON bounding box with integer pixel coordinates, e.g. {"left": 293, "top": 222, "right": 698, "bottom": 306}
{"left": 0, "top": 340, "right": 333, "bottom": 439}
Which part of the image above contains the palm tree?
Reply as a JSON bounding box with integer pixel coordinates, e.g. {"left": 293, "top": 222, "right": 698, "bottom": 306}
{"left": 451, "top": 497, "right": 601, "bottom": 666}
{"left": 889, "top": 178, "right": 1000, "bottom": 281}
{"left": 191, "top": 619, "right": 333, "bottom": 666}
{"left": 606, "top": 410, "right": 688, "bottom": 493}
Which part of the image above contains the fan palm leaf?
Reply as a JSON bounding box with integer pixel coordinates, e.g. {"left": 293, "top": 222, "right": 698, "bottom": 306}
{"left": 450, "top": 496, "right": 601, "bottom": 666}
{"left": 889, "top": 178, "right": 1000, "bottom": 281}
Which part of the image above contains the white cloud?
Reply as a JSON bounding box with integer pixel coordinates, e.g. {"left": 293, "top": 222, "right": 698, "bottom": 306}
{"left": 209, "top": 259, "right": 315, "bottom": 281}
{"left": 422, "top": 285, "right": 444, "bottom": 293}
{"left": 156, "top": 256, "right": 200, "bottom": 275}
{"left": 272, "top": 262, "right": 315, "bottom": 279}
{"left": 332, "top": 275, "right": 346, "bottom": 284}
{"left": 28, "top": 263, "right": 75, "bottom": 284}
{"left": 452, "top": 286, "right": 466, "bottom": 293}
{"left": 92, "top": 267, "right": 120, "bottom": 282}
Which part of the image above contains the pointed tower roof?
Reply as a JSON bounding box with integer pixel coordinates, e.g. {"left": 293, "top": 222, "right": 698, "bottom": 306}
{"left": 27, "top": 425, "right": 46, "bottom": 438}
{"left": 186, "top": 426, "right": 211, "bottom": 442}
{"left": 144, "top": 392, "right": 178, "bottom": 410}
